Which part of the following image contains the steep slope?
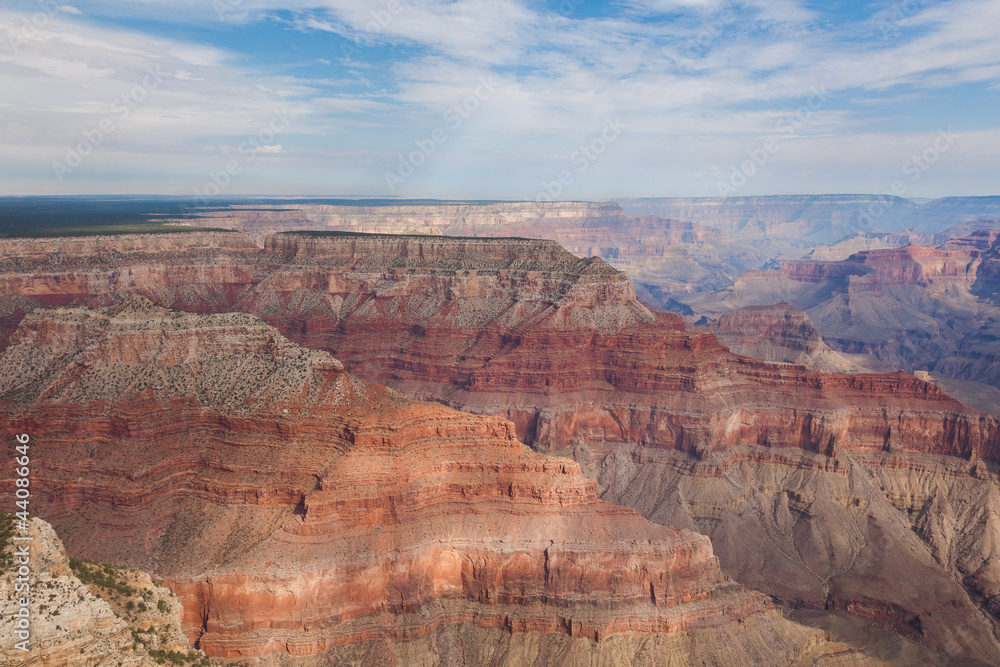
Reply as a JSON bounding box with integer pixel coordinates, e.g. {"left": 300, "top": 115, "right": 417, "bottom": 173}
{"left": 0, "top": 516, "right": 198, "bottom": 666}
{"left": 684, "top": 231, "right": 1000, "bottom": 399}
{"left": 3, "top": 232, "right": 1000, "bottom": 662}
{"left": 0, "top": 300, "right": 847, "bottom": 664}
{"left": 693, "top": 303, "right": 887, "bottom": 374}
{"left": 692, "top": 303, "right": 1000, "bottom": 413}
{"left": 172, "top": 202, "right": 768, "bottom": 309}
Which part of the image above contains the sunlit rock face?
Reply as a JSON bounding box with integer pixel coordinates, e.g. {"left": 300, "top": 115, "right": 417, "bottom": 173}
{"left": 0, "top": 300, "right": 852, "bottom": 662}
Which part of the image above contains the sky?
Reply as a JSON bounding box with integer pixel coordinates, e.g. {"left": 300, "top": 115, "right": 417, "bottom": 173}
{"left": 0, "top": 0, "right": 998, "bottom": 200}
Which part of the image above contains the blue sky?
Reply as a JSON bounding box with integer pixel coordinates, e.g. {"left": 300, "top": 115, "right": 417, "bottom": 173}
{"left": 1, "top": 0, "right": 998, "bottom": 199}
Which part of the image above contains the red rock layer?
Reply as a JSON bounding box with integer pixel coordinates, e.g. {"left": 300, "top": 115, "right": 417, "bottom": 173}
{"left": 0, "top": 301, "right": 785, "bottom": 659}
{"left": 4, "top": 231, "right": 1000, "bottom": 661}
{"left": 706, "top": 229, "right": 1000, "bottom": 390}
{"left": 0, "top": 232, "right": 996, "bottom": 462}
{"left": 780, "top": 236, "right": 995, "bottom": 287}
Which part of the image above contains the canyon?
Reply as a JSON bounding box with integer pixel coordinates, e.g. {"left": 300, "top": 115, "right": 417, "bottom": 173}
{"left": 169, "top": 200, "right": 766, "bottom": 310}
{"left": 692, "top": 303, "right": 882, "bottom": 375}
{"left": 616, "top": 195, "right": 1000, "bottom": 239}
{"left": 681, "top": 230, "right": 1000, "bottom": 409}
{"left": 3, "top": 230, "right": 1000, "bottom": 663}
{"left": 0, "top": 299, "right": 853, "bottom": 664}
{"left": 167, "top": 195, "right": 1000, "bottom": 319}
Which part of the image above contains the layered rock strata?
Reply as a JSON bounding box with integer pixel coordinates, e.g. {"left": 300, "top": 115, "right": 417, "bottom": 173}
{"left": 172, "top": 201, "right": 767, "bottom": 308}
{"left": 684, "top": 231, "right": 1000, "bottom": 395}
{"left": 3, "top": 232, "right": 1000, "bottom": 662}
{"left": 0, "top": 300, "right": 846, "bottom": 663}
{"left": 694, "top": 303, "right": 888, "bottom": 374}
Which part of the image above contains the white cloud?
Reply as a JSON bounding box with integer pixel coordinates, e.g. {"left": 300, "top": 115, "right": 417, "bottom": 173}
{"left": 1, "top": 0, "right": 998, "bottom": 196}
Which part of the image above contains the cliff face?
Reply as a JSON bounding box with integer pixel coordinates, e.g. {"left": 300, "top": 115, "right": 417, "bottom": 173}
{"left": 616, "top": 195, "right": 1000, "bottom": 236}
{"left": 179, "top": 202, "right": 633, "bottom": 245}
{"left": 3, "top": 232, "right": 1000, "bottom": 662}
{"left": 173, "top": 202, "right": 768, "bottom": 311}
{"left": 781, "top": 238, "right": 993, "bottom": 288}
{"left": 694, "top": 303, "right": 883, "bottom": 375}
{"left": 685, "top": 231, "right": 1000, "bottom": 398}
{"left": 0, "top": 231, "right": 996, "bottom": 459}
{"left": 247, "top": 234, "right": 997, "bottom": 464}
{"left": 0, "top": 517, "right": 191, "bottom": 667}
{"left": 802, "top": 232, "right": 940, "bottom": 262}
{"left": 0, "top": 300, "right": 845, "bottom": 662}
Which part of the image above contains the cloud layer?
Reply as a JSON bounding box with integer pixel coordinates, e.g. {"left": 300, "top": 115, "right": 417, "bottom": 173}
{"left": 1, "top": 0, "right": 998, "bottom": 198}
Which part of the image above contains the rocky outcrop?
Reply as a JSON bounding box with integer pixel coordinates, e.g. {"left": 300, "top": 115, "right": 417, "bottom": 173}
{"left": 171, "top": 202, "right": 768, "bottom": 311}
{"left": 694, "top": 303, "right": 885, "bottom": 374}
{"left": 801, "top": 232, "right": 939, "bottom": 262}
{"left": 0, "top": 517, "right": 188, "bottom": 666}
{"left": 3, "top": 232, "right": 1000, "bottom": 662}
{"left": 683, "top": 231, "right": 1000, "bottom": 396}
{"left": 781, "top": 238, "right": 995, "bottom": 288}
{"left": 240, "top": 234, "right": 997, "bottom": 464}
{"left": 0, "top": 300, "right": 850, "bottom": 663}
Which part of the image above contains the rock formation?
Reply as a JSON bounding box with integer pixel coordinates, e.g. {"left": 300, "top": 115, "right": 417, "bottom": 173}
{"left": 0, "top": 516, "right": 192, "bottom": 666}
{"left": 616, "top": 195, "right": 1000, "bottom": 237}
{"left": 0, "top": 300, "right": 855, "bottom": 663}
{"left": 175, "top": 201, "right": 634, "bottom": 245}
{"left": 3, "top": 231, "right": 1000, "bottom": 662}
{"left": 683, "top": 231, "right": 1000, "bottom": 406}
{"left": 170, "top": 201, "right": 767, "bottom": 310}
{"left": 694, "top": 303, "right": 887, "bottom": 374}
{"left": 800, "top": 232, "right": 939, "bottom": 262}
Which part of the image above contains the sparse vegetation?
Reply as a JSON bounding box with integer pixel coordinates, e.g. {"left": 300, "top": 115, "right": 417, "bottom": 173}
{"left": 0, "top": 512, "right": 13, "bottom": 574}
{"left": 131, "top": 629, "right": 215, "bottom": 666}
{"left": 146, "top": 648, "right": 208, "bottom": 666}
{"left": 69, "top": 556, "right": 137, "bottom": 596}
